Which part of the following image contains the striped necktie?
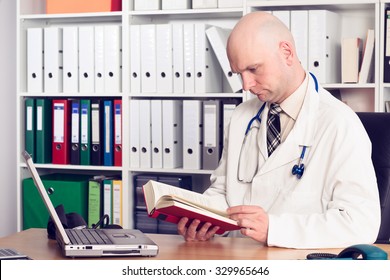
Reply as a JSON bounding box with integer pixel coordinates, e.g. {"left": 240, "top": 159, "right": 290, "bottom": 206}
{"left": 267, "top": 103, "right": 282, "bottom": 156}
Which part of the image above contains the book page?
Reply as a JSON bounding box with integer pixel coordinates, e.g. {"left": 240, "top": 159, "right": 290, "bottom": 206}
{"left": 144, "top": 180, "right": 228, "bottom": 216}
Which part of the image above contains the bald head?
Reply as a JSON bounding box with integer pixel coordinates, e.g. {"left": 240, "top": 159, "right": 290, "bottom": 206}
{"left": 227, "top": 11, "right": 295, "bottom": 61}
{"left": 226, "top": 11, "right": 305, "bottom": 103}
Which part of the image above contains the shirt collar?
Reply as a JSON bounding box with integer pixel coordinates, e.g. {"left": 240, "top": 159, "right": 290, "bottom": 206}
{"left": 278, "top": 72, "right": 309, "bottom": 121}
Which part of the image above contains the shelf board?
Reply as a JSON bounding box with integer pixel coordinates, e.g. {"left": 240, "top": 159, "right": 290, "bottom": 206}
{"left": 129, "top": 168, "right": 214, "bottom": 175}
{"left": 19, "top": 163, "right": 123, "bottom": 172}
{"left": 323, "top": 83, "right": 376, "bottom": 89}
{"left": 19, "top": 92, "right": 123, "bottom": 98}
{"left": 129, "top": 8, "right": 243, "bottom": 16}
{"left": 247, "top": 0, "right": 377, "bottom": 9}
{"left": 19, "top": 11, "right": 122, "bottom": 20}
{"left": 129, "top": 93, "right": 243, "bottom": 98}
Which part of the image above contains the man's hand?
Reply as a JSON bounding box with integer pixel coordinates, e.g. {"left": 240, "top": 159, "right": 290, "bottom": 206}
{"left": 227, "top": 205, "right": 269, "bottom": 243}
{"left": 177, "top": 217, "right": 220, "bottom": 241}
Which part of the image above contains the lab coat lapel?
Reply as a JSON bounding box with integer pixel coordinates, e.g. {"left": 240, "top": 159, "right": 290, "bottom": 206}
{"left": 258, "top": 77, "right": 319, "bottom": 175}
{"left": 258, "top": 129, "right": 301, "bottom": 175}
{"left": 231, "top": 98, "right": 265, "bottom": 167}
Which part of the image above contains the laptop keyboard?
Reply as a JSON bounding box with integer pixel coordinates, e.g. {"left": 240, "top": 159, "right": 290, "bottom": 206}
{"left": 66, "top": 229, "right": 113, "bottom": 245}
{"left": 0, "top": 248, "right": 20, "bottom": 257}
{"left": 0, "top": 248, "right": 30, "bottom": 260}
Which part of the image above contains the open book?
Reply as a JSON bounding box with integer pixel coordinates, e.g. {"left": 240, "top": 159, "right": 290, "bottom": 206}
{"left": 143, "top": 180, "right": 241, "bottom": 235}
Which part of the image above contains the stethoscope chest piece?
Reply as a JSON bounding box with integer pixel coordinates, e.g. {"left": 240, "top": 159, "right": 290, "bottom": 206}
{"left": 292, "top": 163, "right": 305, "bottom": 179}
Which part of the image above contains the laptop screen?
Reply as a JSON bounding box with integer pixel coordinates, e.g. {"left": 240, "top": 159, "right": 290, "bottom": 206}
{"left": 22, "top": 151, "right": 71, "bottom": 245}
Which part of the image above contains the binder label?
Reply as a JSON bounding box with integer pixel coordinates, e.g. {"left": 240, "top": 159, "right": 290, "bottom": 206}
{"left": 115, "top": 103, "right": 122, "bottom": 145}
{"left": 37, "top": 106, "right": 43, "bottom": 131}
{"left": 27, "top": 106, "right": 33, "bottom": 131}
{"left": 105, "top": 105, "right": 111, "bottom": 153}
{"left": 71, "top": 103, "right": 80, "bottom": 143}
{"left": 81, "top": 104, "right": 89, "bottom": 144}
{"left": 92, "top": 105, "right": 100, "bottom": 144}
{"left": 204, "top": 104, "right": 217, "bottom": 147}
{"left": 53, "top": 103, "right": 65, "bottom": 143}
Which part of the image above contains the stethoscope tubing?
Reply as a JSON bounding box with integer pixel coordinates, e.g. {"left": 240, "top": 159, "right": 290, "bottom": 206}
{"left": 242, "top": 73, "right": 318, "bottom": 179}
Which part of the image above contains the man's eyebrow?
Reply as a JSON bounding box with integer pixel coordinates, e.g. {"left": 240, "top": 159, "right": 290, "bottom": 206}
{"left": 248, "top": 63, "right": 260, "bottom": 68}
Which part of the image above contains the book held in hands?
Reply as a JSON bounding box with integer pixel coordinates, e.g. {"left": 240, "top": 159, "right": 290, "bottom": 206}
{"left": 142, "top": 180, "right": 241, "bottom": 235}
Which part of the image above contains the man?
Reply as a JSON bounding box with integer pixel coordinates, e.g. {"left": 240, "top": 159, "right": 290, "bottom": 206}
{"left": 178, "top": 11, "right": 381, "bottom": 248}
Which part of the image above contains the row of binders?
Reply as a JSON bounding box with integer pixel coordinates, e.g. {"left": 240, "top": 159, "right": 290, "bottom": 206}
{"left": 25, "top": 98, "right": 122, "bottom": 166}
{"left": 88, "top": 176, "right": 123, "bottom": 228}
{"left": 134, "top": 0, "right": 243, "bottom": 11}
{"left": 133, "top": 174, "right": 193, "bottom": 234}
{"left": 130, "top": 98, "right": 238, "bottom": 171}
{"left": 271, "top": 9, "right": 341, "bottom": 84}
{"left": 130, "top": 23, "right": 241, "bottom": 94}
{"left": 27, "top": 22, "right": 242, "bottom": 94}
{"left": 27, "top": 25, "right": 122, "bottom": 94}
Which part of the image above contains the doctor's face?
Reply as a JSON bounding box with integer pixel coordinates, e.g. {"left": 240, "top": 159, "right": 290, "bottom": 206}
{"left": 228, "top": 38, "right": 289, "bottom": 104}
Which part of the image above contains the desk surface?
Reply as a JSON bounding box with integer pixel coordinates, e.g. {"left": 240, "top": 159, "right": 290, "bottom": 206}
{"left": 0, "top": 229, "right": 389, "bottom": 260}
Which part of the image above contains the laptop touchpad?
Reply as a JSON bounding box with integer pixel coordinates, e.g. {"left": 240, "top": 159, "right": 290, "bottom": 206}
{"left": 112, "top": 233, "right": 136, "bottom": 239}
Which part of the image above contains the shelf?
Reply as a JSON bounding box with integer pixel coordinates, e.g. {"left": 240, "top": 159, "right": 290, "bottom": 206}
{"left": 129, "top": 167, "right": 214, "bottom": 175}
{"left": 19, "top": 163, "right": 123, "bottom": 172}
{"left": 18, "top": 10, "right": 122, "bottom": 25}
{"left": 19, "top": 11, "right": 123, "bottom": 20}
{"left": 18, "top": 92, "right": 123, "bottom": 98}
{"left": 129, "top": 93, "right": 243, "bottom": 98}
{"left": 247, "top": 0, "right": 378, "bottom": 10}
{"left": 324, "top": 83, "right": 376, "bottom": 89}
{"left": 129, "top": 8, "right": 243, "bottom": 17}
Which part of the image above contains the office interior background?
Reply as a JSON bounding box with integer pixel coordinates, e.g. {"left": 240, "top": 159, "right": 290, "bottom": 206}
{"left": 2, "top": 0, "right": 389, "bottom": 238}
{"left": 0, "top": 0, "right": 17, "bottom": 237}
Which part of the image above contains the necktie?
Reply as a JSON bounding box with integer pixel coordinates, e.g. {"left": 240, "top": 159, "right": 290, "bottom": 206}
{"left": 267, "top": 103, "right": 282, "bottom": 156}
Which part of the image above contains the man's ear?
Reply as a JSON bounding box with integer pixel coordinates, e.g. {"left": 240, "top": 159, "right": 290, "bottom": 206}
{"left": 279, "top": 41, "right": 294, "bottom": 65}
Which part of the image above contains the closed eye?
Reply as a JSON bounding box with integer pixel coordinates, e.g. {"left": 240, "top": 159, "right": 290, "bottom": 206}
{"left": 246, "top": 64, "right": 260, "bottom": 74}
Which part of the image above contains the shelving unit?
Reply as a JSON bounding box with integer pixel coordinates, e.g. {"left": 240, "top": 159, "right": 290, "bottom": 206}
{"left": 246, "top": 0, "right": 381, "bottom": 112}
{"left": 16, "top": 0, "right": 244, "bottom": 231}
{"left": 16, "top": 0, "right": 389, "bottom": 232}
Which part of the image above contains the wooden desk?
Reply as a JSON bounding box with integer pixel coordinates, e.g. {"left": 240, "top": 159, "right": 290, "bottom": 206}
{"left": 0, "top": 229, "right": 389, "bottom": 260}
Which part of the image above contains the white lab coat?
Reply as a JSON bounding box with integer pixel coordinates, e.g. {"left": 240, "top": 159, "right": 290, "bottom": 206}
{"left": 204, "top": 75, "right": 381, "bottom": 248}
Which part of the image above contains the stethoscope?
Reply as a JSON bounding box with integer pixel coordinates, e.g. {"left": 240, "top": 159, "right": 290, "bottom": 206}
{"left": 243, "top": 72, "right": 318, "bottom": 180}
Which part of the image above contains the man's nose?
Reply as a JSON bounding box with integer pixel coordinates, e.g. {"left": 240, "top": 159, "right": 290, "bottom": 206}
{"left": 241, "top": 73, "right": 255, "bottom": 91}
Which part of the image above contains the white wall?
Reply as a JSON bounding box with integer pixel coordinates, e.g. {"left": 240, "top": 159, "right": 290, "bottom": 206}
{"left": 0, "top": 0, "right": 17, "bottom": 237}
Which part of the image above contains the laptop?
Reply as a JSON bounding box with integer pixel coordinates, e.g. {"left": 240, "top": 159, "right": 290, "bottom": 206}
{"left": 22, "top": 151, "right": 159, "bottom": 258}
{"left": 0, "top": 248, "right": 31, "bottom": 260}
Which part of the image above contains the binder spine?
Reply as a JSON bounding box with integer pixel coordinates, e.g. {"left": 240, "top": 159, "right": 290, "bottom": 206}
{"left": 91, "top": 99, "right": 103, "bottom": 166}
{"left": 35, "top": 99, "right": 52, "bottom": 164}
{"left": 103, "top": 100, "right": 114, "bottom": 166}
{"left": 114, "top": 99, "right": 122, "bottom": 167}
{"left": 70, "top": 100, "right": 81, "bottom": 165}
{"left": 80, "top": 99, "right": 91, "bottom": 165}
{"left": 52, "top": 99, "right": 70, "bottom": 164}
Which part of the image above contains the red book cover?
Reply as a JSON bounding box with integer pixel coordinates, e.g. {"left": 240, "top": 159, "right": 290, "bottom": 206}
{"left": 52, "top": 99, "right": 70, "bottom": 164}
{"left": 46, "top": 0, "right": 122, "bottom": 14}
{"left": 149, "top": 203, "right": 241, "bottom": 235}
